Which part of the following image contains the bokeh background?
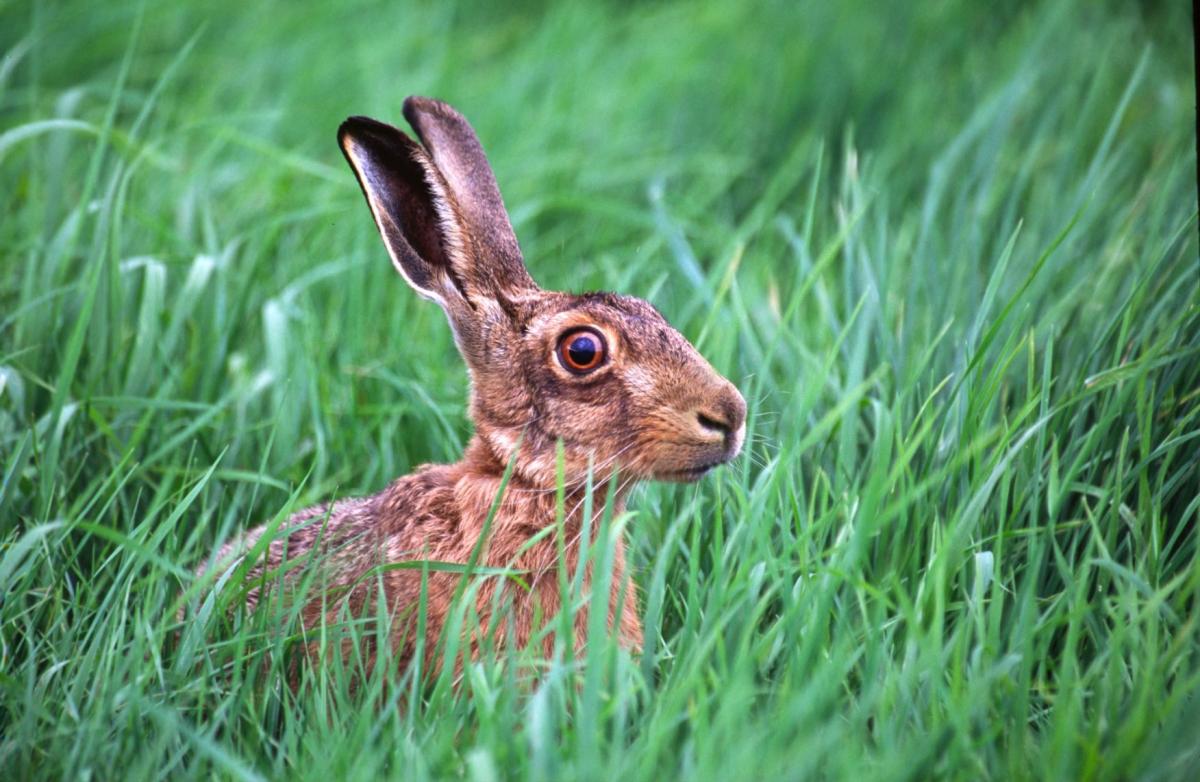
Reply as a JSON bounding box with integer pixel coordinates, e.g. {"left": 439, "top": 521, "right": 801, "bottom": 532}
{"left": 1, "top": 0, "right": 1197, "bottom": 779}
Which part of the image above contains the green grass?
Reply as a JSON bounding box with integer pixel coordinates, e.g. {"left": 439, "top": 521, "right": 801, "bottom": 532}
{"left": 2, "top": 0, "right": 1198, "bottom": 778}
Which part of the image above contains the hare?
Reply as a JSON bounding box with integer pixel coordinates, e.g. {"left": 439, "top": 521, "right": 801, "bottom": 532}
{"left": 195, "top": 97, "right": 745, "bottom": 678}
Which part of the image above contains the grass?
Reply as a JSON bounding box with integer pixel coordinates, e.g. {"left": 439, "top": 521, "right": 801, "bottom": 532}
{"left": 1, "top": 0, "right": 1198, "bottom": 778}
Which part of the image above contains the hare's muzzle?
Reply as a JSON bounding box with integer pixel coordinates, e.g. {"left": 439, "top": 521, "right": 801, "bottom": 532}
{"left": 650, "top": 378, "right": 745, "bottom": 482}
{"left": 689, "top": 382, "right": 746, "bottom": 458}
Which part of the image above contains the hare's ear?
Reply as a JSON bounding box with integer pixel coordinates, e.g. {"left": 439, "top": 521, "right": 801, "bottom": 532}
{"left": 338, "top": 116, "right": 473, "bottom": 310}
{"left": 402, "top": 97, "right": 537, "bottom": 299}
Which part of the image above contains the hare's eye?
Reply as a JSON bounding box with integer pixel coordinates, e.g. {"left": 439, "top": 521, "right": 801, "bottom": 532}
{"left": 557, "top": 328, "right": 606, "bottom": 374}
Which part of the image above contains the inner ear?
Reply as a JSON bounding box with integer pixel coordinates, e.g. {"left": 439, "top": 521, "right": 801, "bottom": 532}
{"left": 372, "top": 147, "right": 448, "bottom": 275}
{"left": 343, "top": 124, "right": 447, "bottom": 276}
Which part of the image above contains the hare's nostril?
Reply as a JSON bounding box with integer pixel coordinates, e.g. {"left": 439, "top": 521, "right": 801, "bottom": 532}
{"left": 696, "top": 411, "right": 731, "bottom": 436}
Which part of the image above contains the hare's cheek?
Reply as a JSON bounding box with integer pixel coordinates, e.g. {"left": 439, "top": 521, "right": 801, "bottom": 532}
{"left": 553, "top": 406, "right": 617, "bottom": 451}
{"left": 619, "top": 365, "right": 660, "bottom": 400}
{"left": 629, "top": 411, "right": 684, "bottom": 457}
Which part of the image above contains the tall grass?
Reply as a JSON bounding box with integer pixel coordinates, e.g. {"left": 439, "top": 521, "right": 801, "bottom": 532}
{"left": 1, "top": 0, "right": 1197, "bottom": 779}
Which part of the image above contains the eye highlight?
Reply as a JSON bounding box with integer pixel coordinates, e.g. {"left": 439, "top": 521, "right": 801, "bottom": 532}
{"left": 556, "top": 327, "right": 607, "bottom": 374}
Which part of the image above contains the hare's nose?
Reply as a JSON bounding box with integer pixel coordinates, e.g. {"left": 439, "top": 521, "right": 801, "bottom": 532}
{"left": 696, "top": 410, "right": 733, "bottom": 438}
{"left": 692, "top": 385, "right": 746, "bottom": 447}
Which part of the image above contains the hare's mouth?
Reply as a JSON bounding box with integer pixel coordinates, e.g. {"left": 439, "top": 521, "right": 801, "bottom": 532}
{"left": 655, "top": 460, "right": 724, "bottom": 483}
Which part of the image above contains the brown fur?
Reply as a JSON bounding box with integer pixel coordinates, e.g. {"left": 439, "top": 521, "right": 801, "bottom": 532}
{"left": 194, "top": 97, "right": 746, "bottom": 682}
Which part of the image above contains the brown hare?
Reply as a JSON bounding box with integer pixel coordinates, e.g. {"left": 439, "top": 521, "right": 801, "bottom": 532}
{"left": 196, "top": 96, "right": 745, "bottom": 679}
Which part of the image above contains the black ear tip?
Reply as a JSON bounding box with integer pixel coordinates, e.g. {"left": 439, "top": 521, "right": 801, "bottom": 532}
{"left": 402, "top": 96, "right": 428, "bottom": 118}
{"left": 403, "top": 96, "right": 458, "bottom": 126}
{"left": 337, "top": 116, "right": 418, "bottom": 158}
{"left": 338, "top": 115, "right": 381, "bottom": 144}
{"left": 337, "top": 116, "right": 365, "bottom": 149}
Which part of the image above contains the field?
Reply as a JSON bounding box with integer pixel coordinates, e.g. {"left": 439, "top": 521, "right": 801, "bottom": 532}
{"left": 1, "top": 0, "right": 1198, "bottom": 779}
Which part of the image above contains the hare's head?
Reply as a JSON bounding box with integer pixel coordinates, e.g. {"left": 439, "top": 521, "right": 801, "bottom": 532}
{"left": 339, "top": 97, "right": 745, "bottom": 489}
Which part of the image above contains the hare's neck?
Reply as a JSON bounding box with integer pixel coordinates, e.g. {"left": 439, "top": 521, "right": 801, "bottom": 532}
{"left": 464, "top": 435, "right": 633, "bottom": 494}
{"left": 459, "top": 435, "right": 632, "bottom": 529}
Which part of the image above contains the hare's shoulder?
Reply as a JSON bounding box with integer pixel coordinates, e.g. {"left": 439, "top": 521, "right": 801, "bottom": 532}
{"left": 272, "top": 463, "right": 464, "bottom": 556}
{"left": 375, "top": 462, "right": 465, "bottom": 539}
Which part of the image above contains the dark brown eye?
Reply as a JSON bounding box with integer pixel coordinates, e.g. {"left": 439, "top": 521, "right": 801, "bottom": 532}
{"left": 557, "top": 327, "right": 606, "bottom": 374}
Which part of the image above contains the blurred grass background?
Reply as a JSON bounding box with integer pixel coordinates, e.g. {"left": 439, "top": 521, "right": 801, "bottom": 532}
{"left": 1, "top": 0, "right": 1198, "bottom": 779}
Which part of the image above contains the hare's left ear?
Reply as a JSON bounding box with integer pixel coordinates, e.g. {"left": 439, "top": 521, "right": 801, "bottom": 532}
{"left": 339, "top": 100, "right": 538, "bottom": 315}
{"left": 402, "top": 96, "right": 537, "bottom": 301}
{"left": 339, "top": 115, "right": 470, "bottom": 311}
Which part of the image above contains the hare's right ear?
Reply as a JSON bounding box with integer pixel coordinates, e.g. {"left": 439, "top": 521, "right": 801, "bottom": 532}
{"left": 337, "top": 116, "right": 470, "bottom": 311}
